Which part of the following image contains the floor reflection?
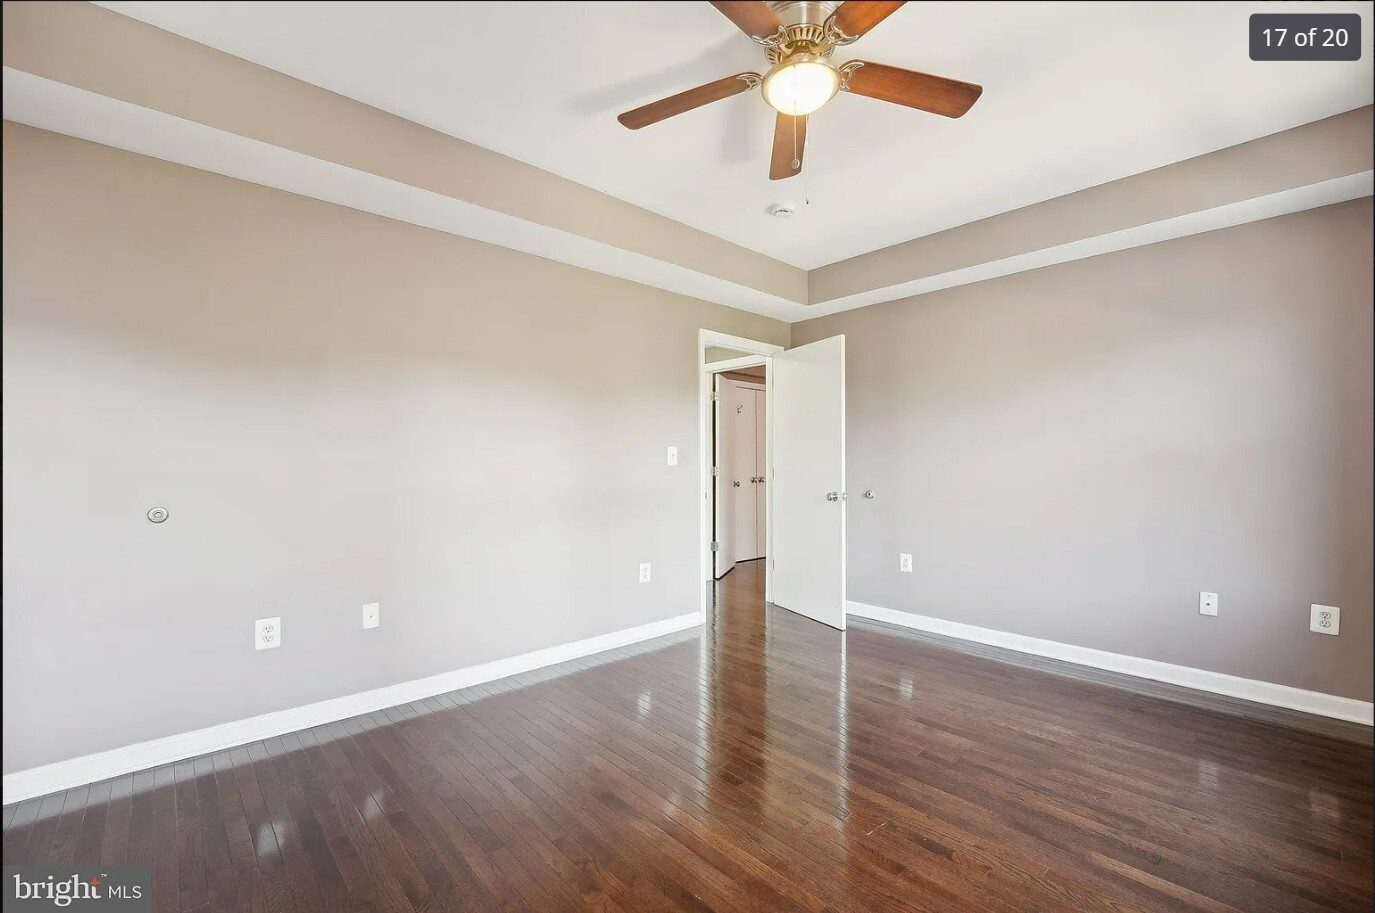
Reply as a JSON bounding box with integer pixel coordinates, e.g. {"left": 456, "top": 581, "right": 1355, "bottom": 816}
{"left": 706, "top": 560, "right": 854, "bottom": 885}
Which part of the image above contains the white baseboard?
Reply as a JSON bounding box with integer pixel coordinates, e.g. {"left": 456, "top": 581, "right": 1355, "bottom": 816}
{"left": 2, "top": 611, "right": 701, "bottom": 805}
{"left": 848, "top": 601, "right": 1373, "bottom": 727}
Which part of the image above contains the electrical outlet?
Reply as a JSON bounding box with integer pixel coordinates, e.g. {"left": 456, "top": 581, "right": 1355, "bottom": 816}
{"left": 666, "top": 446, "right": 678, "bottom": 466}
{"left": 1310, "top": 604, "right": 1340, "bottom": 635}
{"left": 362, "top": 602, "right": 380, "bottom": 629}
{"left": 255, "top": 617, "right": 281, "bottom": 650}
{"left": 1199, "top": 592, "right": 1218, "bottom": 616}
{"left": 638, "top": 562, "right": 652, "bottom": 583}
{"left": 899, "top": 553, "right": 913, "bottom": 573}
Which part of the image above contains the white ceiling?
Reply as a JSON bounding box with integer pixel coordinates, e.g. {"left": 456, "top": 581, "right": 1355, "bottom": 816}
{"left": 97, "top": 1, "right": 1373, "bottom": 269}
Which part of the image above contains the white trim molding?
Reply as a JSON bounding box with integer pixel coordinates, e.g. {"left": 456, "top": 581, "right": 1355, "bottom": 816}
{"left": 2, "top": 611, "right": 701, "bottom": 805}
{"left": 848, "top": 601, "right": 1374, "bottom": 726}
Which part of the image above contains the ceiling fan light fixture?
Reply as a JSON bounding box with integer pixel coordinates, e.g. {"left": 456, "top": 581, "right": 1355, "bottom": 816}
{"left": 761, "top": 53, "right": 839, "bottom": 116}
{"left": 619, "top": 3, "right": 983, "bottom": 180}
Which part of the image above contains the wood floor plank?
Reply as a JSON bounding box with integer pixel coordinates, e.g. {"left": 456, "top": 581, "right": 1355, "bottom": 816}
{"left": 3, "top": 561, "right": 1370, "bottom": 911}
{"left": 221, "top": 745, "right": 297, "bottom": 913}
{"left": 173, "top": 759, "right": 208, "bottom": 912}
{"left": 244, "top": 740, "right": 329, "bottom": 912}
{"left": 343, "top": 714, "right": 522, "bottom": 912}
{"left": 44, "top": 784, "right": 90, "bottom": 866}
{"left": 150, "top": 765, "right": 181, "bottom": 913}
{"left": 309, "top": 722, "right": 434, "bottom": 913}
{"left": 98, "top": 774, "right": 134, "bottom": 866}
{"left": 69, "top": 779, "right": 112, "bottom": 868}
{"left": 292, "top": 725, "right": 419, "bottom": 913}
{"left": 17, "top": 791, "right": 69, "bottom": 867}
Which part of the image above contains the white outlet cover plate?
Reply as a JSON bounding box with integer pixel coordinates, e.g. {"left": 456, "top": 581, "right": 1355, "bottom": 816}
{"left": 899, "top": 553, "right": 913, "bottom": 573}
{"left": 363, "top": 602, "right": 380, "bottom": 629}
{"left": 1310, "top": 604, "right": 1340, "bottom": 635}
{"left": 638, "top": 562, "right": 652, "bottom": 583}
{"left": 255, "top": 616, "right": 281, "bottom": 650}
{"left": 1199, "top": 592, "right": 1218, "bottom": 616}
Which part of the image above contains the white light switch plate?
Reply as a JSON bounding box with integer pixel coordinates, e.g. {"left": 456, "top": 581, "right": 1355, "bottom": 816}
{"left": 362, "top": 602, "right": 380, "bottom": 629}
{"left": 899, "top": 553, "right": 913, "bottom": 573}
{"left": 255, "top": 617, "right": 281, "bottom": 650}
{"left": 1310, "top": 604, "right": 1340, "bottom": 635}
{"left": 1199, "top": 592, "right": 1218, "bottom": 616}
{"left": 666, "top": 446, "right": 678, "bottom": 466}
{"left": 638, "top": 562, "right": 652, "bottom": 583}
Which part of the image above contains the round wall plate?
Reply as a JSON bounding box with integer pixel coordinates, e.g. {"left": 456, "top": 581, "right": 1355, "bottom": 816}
{"left": 147, "top": 507, "right": 169, "bottom": 523}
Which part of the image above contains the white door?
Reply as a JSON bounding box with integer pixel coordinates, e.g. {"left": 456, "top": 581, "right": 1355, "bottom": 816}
{"left": 754, "top": 390, "right": 767, "bottom": 558}
{"left": 730, "top": 381, "right": 762, "bottom": 562}
{"left": 712, "top": 375, "right": 735, "bottom": 578}
{"left": 771, "top": 335, "right": 846, "bottom": 629}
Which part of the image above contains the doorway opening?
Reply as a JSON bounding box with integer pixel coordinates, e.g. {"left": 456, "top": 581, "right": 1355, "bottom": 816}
{"left": 698, "top": 331, "right": 782, "bottom": 623}
{"left": 697, "top": 329, "right": 848, "bottom": 631}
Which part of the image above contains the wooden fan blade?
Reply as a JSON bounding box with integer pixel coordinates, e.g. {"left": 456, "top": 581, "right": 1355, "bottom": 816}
{"left": 830, "top": 1, "right": 906, "bottom": 40}
{"left": 769, "top": 113, "right": 807, "bottom": 180}
{"left": 842, "top": 60, "right": 982, "bottom": 118}
{"left": 709, "top": 1, "right": 782, "bottom": 39}
{"left": 617, "top": 73, "right": 761, "bottom": 129}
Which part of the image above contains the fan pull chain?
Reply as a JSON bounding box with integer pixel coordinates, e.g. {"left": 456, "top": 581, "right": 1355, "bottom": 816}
{"left": 791, "top": 115, "right": 800, "bottom": 172}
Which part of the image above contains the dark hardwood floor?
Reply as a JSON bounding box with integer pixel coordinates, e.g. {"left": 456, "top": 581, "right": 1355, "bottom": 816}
{"left": 5, "top": 560, "right": 1372, "bottom": 912}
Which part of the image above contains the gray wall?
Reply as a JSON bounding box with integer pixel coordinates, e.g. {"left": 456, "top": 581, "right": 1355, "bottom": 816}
{"left": 796, "top": 198, "right": 1374, "bottom": 702}
{"left": 1, "top": 122, "right": 789, "bottom": 773}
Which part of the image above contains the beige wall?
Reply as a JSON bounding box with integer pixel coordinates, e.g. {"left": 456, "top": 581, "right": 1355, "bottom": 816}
{"left": 0, "top": 122, "right": 789, "bottom": 773}
{"left": 4, "top": 116, "right": 1370, "bottom": 778}
{"left": 796, "top": 198, "right": 1374, "bottom": 701}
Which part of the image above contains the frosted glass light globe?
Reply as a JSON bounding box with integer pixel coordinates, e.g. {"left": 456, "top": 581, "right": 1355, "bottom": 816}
{"left": 762, "top": 56, "right": 840, "bottom": 116}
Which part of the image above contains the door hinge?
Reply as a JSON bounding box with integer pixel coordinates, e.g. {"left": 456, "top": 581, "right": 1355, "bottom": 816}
{"left": 710, "top": 391, "right": 720, "bottom": 402}
{"left": 711, "top": 466, "right": 718, "bottom": 477}
{"left": 710, "top": 540, "right": 720, "bottom": 552}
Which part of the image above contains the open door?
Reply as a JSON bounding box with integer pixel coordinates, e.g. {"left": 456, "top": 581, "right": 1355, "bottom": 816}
{"left": 712, "top": 374, "right": 735, "bottom": 579}
{"left": 771, "top": 335, "right": 846, "bottom": 629}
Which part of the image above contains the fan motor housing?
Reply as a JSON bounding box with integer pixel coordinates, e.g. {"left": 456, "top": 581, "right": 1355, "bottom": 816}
{"left": 764, "top": 0, "right": 842, "bottom": 62}
{"left": 766, "top": 0, "right": 840, "bottom": 27}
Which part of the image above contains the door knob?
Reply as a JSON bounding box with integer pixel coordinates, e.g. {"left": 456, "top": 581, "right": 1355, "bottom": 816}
{"left": 733, "top": 481, "right": 741, "bottom": 488}
{"left": 826, "top": 491, "right": 839, "bottom": 501}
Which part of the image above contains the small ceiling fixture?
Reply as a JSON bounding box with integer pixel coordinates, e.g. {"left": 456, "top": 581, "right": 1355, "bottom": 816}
{"left": 618, "top": 1, "right": 983, "bottom": 181}
{"left": 767, "top": 201, "right": 797, "bottom": 218}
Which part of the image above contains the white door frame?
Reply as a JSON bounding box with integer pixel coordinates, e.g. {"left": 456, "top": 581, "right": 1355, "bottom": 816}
{"left": 699, "top": 329, "right": 784, "bottom": 623}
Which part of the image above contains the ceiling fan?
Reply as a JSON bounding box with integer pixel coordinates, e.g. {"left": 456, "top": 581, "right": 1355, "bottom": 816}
{"left": 617, "top": 1, "right": 982, "bottom": 180}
